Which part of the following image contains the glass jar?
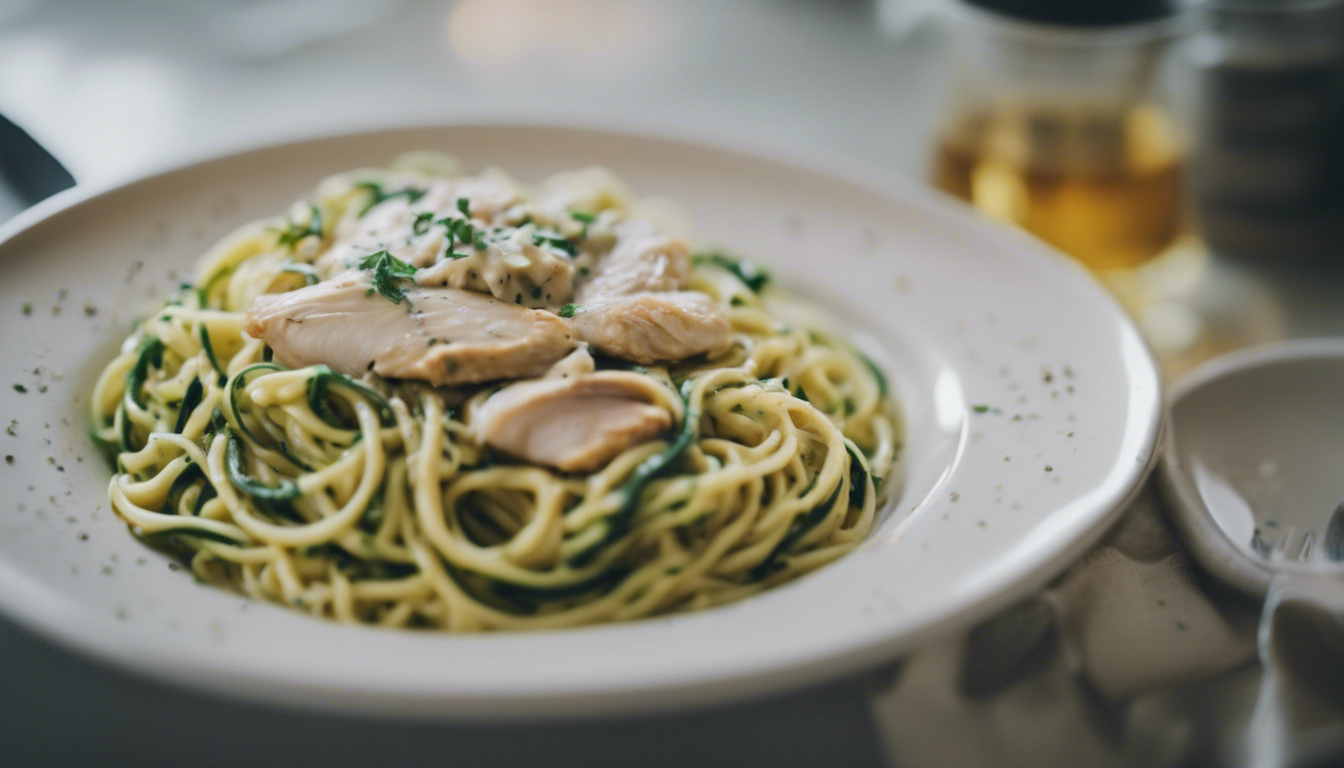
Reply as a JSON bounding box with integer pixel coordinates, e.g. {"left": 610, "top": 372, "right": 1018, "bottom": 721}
{"left": 928, "top": 3, "right": 1191, "bottom": 274}
{"left": 1186, "top": 0, "right": 1344, "bottom": 261}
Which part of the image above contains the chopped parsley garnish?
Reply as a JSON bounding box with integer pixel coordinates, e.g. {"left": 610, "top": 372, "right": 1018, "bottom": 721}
{"left": 356, "top": 182, "right": 427, "bottom": 216}
{"left": 456, "top": 197, "right": 471, "bottom": 217}
{"left": 571, "top": 210, "right": 596, "bottom": 239}
{"left": 532, "top": 232, "right": 577, "bottom": 256}
{"left": 280, "top": 262, "right": 319, "bottom": 286}
{"left": 412, "top": 211, "right": 435, "bottom": 236}
{"left": 693, "top": 252, "right": 770, "bottom": 292}
{"left": 439, "top": 217, "right": 478, "bottom": 258}
{"left": 558, "top": 303, "right": 582, "bottom": 318}
{"left": 276, "top": 204, "right": 323, "bottom": 249}
{"left": 356, "top": 250, "right": 418, "bottom": 305}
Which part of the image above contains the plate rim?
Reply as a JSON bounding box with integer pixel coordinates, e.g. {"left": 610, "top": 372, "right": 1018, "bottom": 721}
{"left": 0, "top": 119, "right": 1164, "bottom": 718}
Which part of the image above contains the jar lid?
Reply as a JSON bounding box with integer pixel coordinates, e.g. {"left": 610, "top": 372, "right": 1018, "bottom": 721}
{"left": 963, "top": 0, "right": 1178, "bottom": 26}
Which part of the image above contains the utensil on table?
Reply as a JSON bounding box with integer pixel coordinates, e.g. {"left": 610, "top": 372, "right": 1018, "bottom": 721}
{"left": 0, "top": 111, "right": 75, "bottom": 207}
{"left": 1159, "top": 339, "right": 1344, "bottom": 767}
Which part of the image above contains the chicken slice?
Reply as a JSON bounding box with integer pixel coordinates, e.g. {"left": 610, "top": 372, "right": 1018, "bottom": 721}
{"left": 470, "top": 370, "right": 683, "bottom": 472}
{"left": 539, "top": 346, "right": 597, "bottom": 380}
{"left": 413, "top": 227, "right": 574, "bottom": 309}
{"left": 574, "top": 221, "right": 690, "bottom": 303}
{"left": 313, "top": 174, "right": 524, "bottom": 279}
{"left": 570, "top": 292, "right": 733, "bottom": 364}
{"left": 244, "top": 276, "right": 577, "bottom": 386}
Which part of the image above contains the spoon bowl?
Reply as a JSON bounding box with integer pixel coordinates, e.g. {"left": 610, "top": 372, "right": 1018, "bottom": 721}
{"left": 1160, "top": 338, "right": 1344, "bottom": 598}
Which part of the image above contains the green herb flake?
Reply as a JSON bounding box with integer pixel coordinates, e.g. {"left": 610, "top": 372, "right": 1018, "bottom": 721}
{"left": 12, "top": 384, "right": 27, "bottom": 394}
{"left": 558, "top": 304, "right": 582, "bottom": 318}
{"left": 532, "top": 232, "right": 577, "bottom": 256}
{"left": 693, "top": 252, "right": 771, "bottom": 292}
{"left": 20, "top": 301, "right": 32, "bottom": 316}
{"left": 276, "top": 204, "right": 324, "bottom": 249}
{"left": 456, "top": 197, "right": 471, "bottom": 217}
{"left": 356, "top": 182, "right": 427, "bottom": 216}
{"left": 356, "top": 250, "right": 418, "bottom": 305}
{"left": 571, "top": 210, "right": 596, "bottom": 238}
{"left": 412, "top": 211, "right": 435, "bottom": 236}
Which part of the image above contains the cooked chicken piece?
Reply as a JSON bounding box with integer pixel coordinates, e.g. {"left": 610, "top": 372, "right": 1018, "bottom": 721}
{"left": 244, "top": 276, "right": 577, "bottom": 386}
{"left": 470, "top": 370, "right": 683, "bottom": 472}
{"left": 414, "top": 226, "right": 574, "bottom": 309}
{"left": 313, "top": 200, "right": 438, "bottom": 279}
{"left": 312, "top": 181, "right": 575, "bottom": 309}
{"left": 574, "top": 221, "right": 690, "bottom": 303}
{"left": 570, "top": 292, "right": 733, "bottom": 364}
{"left": 540, "top": 347, "right": 597, "bottom": 380}
{"left": 314, "top": 174, "right": 524, "bottom": 279}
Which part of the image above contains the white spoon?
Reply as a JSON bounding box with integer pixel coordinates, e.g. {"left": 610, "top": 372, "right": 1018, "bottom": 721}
{"left": 1159, "top": 339, "right": 1344, "bottom": 767}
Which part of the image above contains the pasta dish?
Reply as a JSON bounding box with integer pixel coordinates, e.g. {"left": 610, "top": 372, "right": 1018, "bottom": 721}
{"left": 90, "top": 154, "right": 899, "bottom": 631}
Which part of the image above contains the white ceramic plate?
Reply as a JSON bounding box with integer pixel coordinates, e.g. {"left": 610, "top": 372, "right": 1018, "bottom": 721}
{"left": 0, "top": 124, "right": 1161, "bottom": 717}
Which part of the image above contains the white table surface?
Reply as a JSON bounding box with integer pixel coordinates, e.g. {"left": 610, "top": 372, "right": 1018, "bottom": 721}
{"left": 0, "top": 2, "right": 929, "bottom": 765}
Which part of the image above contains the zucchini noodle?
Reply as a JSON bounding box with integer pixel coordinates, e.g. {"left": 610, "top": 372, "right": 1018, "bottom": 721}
{"left": 90, "top": 157, "right": 901, "bottom": 631}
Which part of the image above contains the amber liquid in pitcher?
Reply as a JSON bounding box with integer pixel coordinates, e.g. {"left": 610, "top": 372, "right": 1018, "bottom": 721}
{"left": 933, "top": 104, "right": 1184, "bottom": 272}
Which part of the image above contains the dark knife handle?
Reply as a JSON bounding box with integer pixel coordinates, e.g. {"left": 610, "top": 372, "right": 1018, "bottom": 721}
{"left": 0, "top": 112, "right": 76, "bottom": 206}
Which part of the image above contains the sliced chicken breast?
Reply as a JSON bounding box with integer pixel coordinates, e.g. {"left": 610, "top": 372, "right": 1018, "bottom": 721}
{"left": 574, "top": 221, "right": 690, "bottom": 303}
{"left": 314, "top": 174, "right": 524, "bottom": 278}
{"left": 570, "top": 292, "right": 733, "bottom": 364}
{"left": 414, "top": 227, "right": 574, "bottom": 309}
{"left": 470, "top": 370, "right": 682, "bottom": 472}
{"left": 244, "top": 276, "right": 577, "bottom": 386}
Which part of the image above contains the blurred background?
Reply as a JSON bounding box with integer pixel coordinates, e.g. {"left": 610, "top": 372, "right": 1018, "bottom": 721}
{"left": 4, "top": 0, "right": 1342, "bottom": 374}
{"left": 2, "top": 0, "right": 1343, "bottom": 765}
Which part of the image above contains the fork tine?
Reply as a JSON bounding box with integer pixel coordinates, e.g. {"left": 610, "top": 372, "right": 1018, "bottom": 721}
{"left": 1294, "top": 531, "right": 1314, "bottom": 561}
{"left": 1326, "top": 502, "right": 1344, "bottom": 562}
{"left": 1273, "top": 526, "right": 1296, "bottom": 557}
